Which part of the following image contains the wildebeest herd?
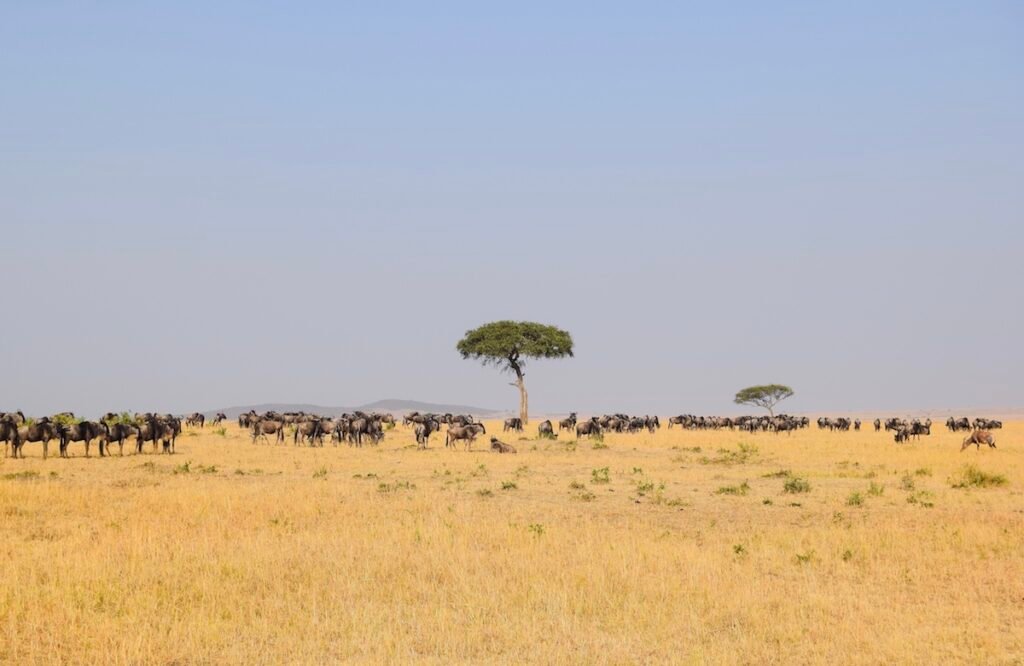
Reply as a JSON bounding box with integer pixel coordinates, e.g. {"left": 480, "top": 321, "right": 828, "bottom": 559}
{"left": 0, "top": 408, "right": 1003, "bottom": 459}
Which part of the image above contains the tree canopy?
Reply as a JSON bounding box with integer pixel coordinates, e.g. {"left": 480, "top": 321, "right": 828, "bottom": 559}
{"left": 733, "top": 384, "right": 794, "bottom": 416}
{"left": 457, "top": 321, "right": 574, "bottom": 370}
{"left": 456, "top": 321, "right": 574, "bottom": 423}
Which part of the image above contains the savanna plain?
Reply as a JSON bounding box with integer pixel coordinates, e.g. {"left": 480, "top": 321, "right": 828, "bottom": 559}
{"left": 1, "top": 420, "right": 1021, "bottom": 664}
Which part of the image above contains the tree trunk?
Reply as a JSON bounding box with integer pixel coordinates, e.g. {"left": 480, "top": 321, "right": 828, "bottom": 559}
{"left": 514, "top": 374, "right": 529, "bottom": 424}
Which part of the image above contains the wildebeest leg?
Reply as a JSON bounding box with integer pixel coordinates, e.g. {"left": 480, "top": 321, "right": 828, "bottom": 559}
{"left": 85, "top": 440, "right": 91, "bottom": 458}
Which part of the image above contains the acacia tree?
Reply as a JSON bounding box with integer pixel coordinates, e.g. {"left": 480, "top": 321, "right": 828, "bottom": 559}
{"left": 456, "top": 321, "right": 574, "bottom": 424}
{"left": 734, "top": 384, "right": 794, "bottom": 417}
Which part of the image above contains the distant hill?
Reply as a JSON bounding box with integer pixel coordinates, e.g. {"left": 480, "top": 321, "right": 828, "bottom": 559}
{"left": 207, "top": 399, "right": 500, "bottom": 419}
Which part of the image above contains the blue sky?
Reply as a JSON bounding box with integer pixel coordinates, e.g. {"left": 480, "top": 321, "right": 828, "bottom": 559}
{"left": 2, "top": 2, "right": 1022, "bottom": 416}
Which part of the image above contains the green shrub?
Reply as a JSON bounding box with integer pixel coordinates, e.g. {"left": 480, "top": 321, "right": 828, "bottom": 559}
{"left": 716, "top": 481, "right": 751, "bottom": 496}
{"left": 783, "top": 476, "right": 811, "bottom": 494}
{"left": 846, "top": 491, "right": 864, "bottom": 507}
{"left": 949, "top": 464, "right": 1007, "bottom": 489}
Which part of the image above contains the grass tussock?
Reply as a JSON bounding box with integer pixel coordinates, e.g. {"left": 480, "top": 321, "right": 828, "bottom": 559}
{"left": 949, "top": 464, "right": 1007, "bottom": 489}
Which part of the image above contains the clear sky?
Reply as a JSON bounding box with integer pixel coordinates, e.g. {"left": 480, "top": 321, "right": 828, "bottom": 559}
{"left": 3, "top": 2, "right": 1022, "bottom": 417}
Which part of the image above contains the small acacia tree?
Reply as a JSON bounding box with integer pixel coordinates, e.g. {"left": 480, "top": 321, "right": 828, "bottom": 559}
{"left": 734, "top": 384, "right": 794, "bottom": 417}
{"left": 456, "top": 321, "right": 574, "bottom": 424}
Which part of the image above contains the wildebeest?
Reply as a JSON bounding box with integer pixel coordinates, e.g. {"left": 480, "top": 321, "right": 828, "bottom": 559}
{"left": 212, "top": 412, "right": 227, "bottom": 426}
{"left": 537, "top": 419, "right": 555, "bottom": 439}
{"left": 873, "top": 418, "right": 881, "bottom": 432}
{"left": 103, "top": 422, "right": 138, "bottom": 456}
{"left": 14, "top": 419, "right": 60, "bottom": 459}
{"left": 575, "top": 418, "right": 602, "bottom": 439}
{"left": 414, "top": 418, "right": 441, "bottom": 449}
{"left": 185, "top": 412, "right": 205, "bottom": 428}
{"left": 503, "top": 417, "right": 523, "bottom": 433}
{"left": 961, "top": 430, "right": 996, "bottom": 451}
{"left": 446, "top": 423, "right": 486, "bottom": 450}
{"left": 1, "top": 414, "right": 21, "bottom": 458}
{"left": 251, "top": 417, "right": 286, "bottom": 445}
{"left": 490, "top": 437, "right": 516, "bottom": 454}
{"left": 559, "top": 413, "right": 577, "bottom": 432}
{"left": 58, "top": 420, "right": 108, "bottom": 458}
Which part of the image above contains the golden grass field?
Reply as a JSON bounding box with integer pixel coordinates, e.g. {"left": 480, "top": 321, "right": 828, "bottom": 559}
{"left": 1, "top": 419, "right": 1022, "bottom": 664}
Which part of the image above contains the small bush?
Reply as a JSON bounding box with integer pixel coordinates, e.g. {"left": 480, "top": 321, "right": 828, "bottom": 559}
{"left": 906, "top": 490, "right": 935, "bottom": 508}
{"left": 794, "top": 550, "right": 815, "bottom": 565}
{"left": 3, "top": 470, "right": 40, "bottom": 481}
{"left": 528, "top": 523, "right": 545, "bottom": 537}
{"left": 842, "top": 549, "right": 854, "bottom": 562}
{"left": 591, "top": 467, "right": 610, "bottom": 484}
{"left": 476, "top": 488, "right": 494, "bottom": 498}
{"left": 762, "top": 498, "right": 773, "bottom": 505}
{"left": 867, "top": 481, "right": 885, "bottom": 497}
{"left": 783, "top": 476, "right": 811, "bottom": 494}
{"left": 501, "top": 481, "right": 518, "bottom": 491}
{"left": 914, "top": 467, "right": 932, "bottom": 477}
{"left": 716, "top": 481, "right": 751, "bottom": 496}
{"left": 846, "top": 491, "right": 864, "bottom": 507}
{"left": 733, "top": 544, "right": 746, "bottom": 556}
{"left": 569, "top": 481, "right": 587, "bottom": 490}
{"left": 949, "top": 464, "right": 1007, "bottom": 489}
{"left": 574, "top": 490, "right": 596, "bottom": 502}
{"left": 762, "top": 469, "right": 792, "bottom": 479}
{"left": 173, "top": 461, "right": 191, "bottom": 475}
{"left": 313, "top": 467, "right": 327, "bottom": 479}
{"left": 899, "top": 474, "right": 915, "bottom": 491}
{"left": 213, "top": 427, "right": 227, "bottom": 438}
{"left": 378, "top": 481, "right": 415, "bottom": 493}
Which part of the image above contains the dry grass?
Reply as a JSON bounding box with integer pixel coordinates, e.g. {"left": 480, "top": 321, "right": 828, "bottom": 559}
{"left": 1, "top": 420, "right": 1022, "bottom": 664}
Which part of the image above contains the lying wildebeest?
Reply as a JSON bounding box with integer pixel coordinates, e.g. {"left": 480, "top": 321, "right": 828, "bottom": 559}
{"left": 415, "top": 418, "right": 441, "bottom": 449}
{"left": 503, "top": 417, "right": 523, "bottom": 433}
{"left": 14, "top": 418, "right": 60, "bottom": 459}
{"left": 537, "top": 419, "right": 555, "bottom": 439}
{"left": 446, "top": 423, "right": 486, "bottom": 450}
{"left": 559, "top": 413, "right": 577, "bottom": 432}
{"left": 575, "top": 418, "right": 602, "bottom": 439}
{"left": 961, "top": 430, "right": 996, "bottom": 452}
{"left": 252, "top": 418, "right": 286, "bottom": 445}
{"left": 490, "top": 437, "right": 516, "bottom": 454}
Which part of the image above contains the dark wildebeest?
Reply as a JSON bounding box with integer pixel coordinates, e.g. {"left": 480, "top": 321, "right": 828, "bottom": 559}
{"left": 537, "top": 419, "right": 555, "bottom": 439}
{"left": 103, "top": 422, "right": 138, "bottom": 456}
{"left": 186, "top": 412, "right": 205, "bottom": 428}
{"left": 645, "top": 415, "right": 660, "bottom": 433}
{"left": 575, "top": 418, "right": 602, "bottom": 439}
{"left": 58, "top": 420, "right": 108, "bottom": 458}
{"left": 212, "top": 412, "right": 227, "bottom": 426}
{"left": 1, "top": 414, "right": 21, "bottom": 458}
{"left": 252, "top": 418, "right": 286, "bottom": 445}
{"left": 490, "top": 437, "right": 517, "bottom": 454}
{"left": 559, "top": 413, "right": 577, "bottom": 432}
{"left": 238, "top": 411, "right": 257, "bottom": 428}
{"left": 503, "top": 417, "right": 523, "bottom": 433}
{"left": 446, "top": 423, "right": 486, "bottom": 450}
{"left": 15, "top": 419, "right": 60, "bottom": 459}
{"left": 415, "top": 418, "right": 441, "bottom": 449}
{"left": 873, "top": 418, "right": 881, "bottom": 432}
{"left": 961, "top": 430, "right": 996, "bottom": 452}
{"left": 293, "top": 419, "right": 322, "bottom": 446}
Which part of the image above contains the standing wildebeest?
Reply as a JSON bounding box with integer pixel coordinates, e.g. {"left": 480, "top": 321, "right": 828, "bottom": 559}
{"left": 415, "top": 418, "right": 441, "bottom": 449}
{"left": 185, "top": 413, "right": 205, "bottom": 428}
{"left": 503, "top": 417, "right": 523, "bottom": 433}
{"left": 14, "top": 419, "right": 60, "bottom": 459}
{"left": 103, "top": 422, "right": 138, "bottom": 456}
{"left": 537, "top": 419, "right": 555, "bottom": 439}
{"left": 490, "top": 437, "right": 517, "bottom": 454}
{"left": 575, "top": 417, "right": 602, "bottom": 439}
{"left": 1, "top": 414, "right": 21, "bottom": 458}
{"left": 559, "top": 413, "right": 578, "bottom": 432}
{"left": 961, "top": 430, "right": 996, "bottom": 451}
{"left": 212, "top": 412, "right": 227, "bottom": 426}
{"left": 446, "top": 423, "right": 486, "bottom": 450}
{"left": 873, "top": 418, "right": 881, "bottom": 432}
{"left": 252, "top": 417, "right": 286, "bottom": 445}
{"left": 58, "top": 420, "right": 108, "bottom": 458}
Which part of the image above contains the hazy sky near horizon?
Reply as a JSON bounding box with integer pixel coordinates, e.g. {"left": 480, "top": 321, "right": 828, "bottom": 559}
{"left": 3, "top": 2, "right": 1022, "bottom": 417}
